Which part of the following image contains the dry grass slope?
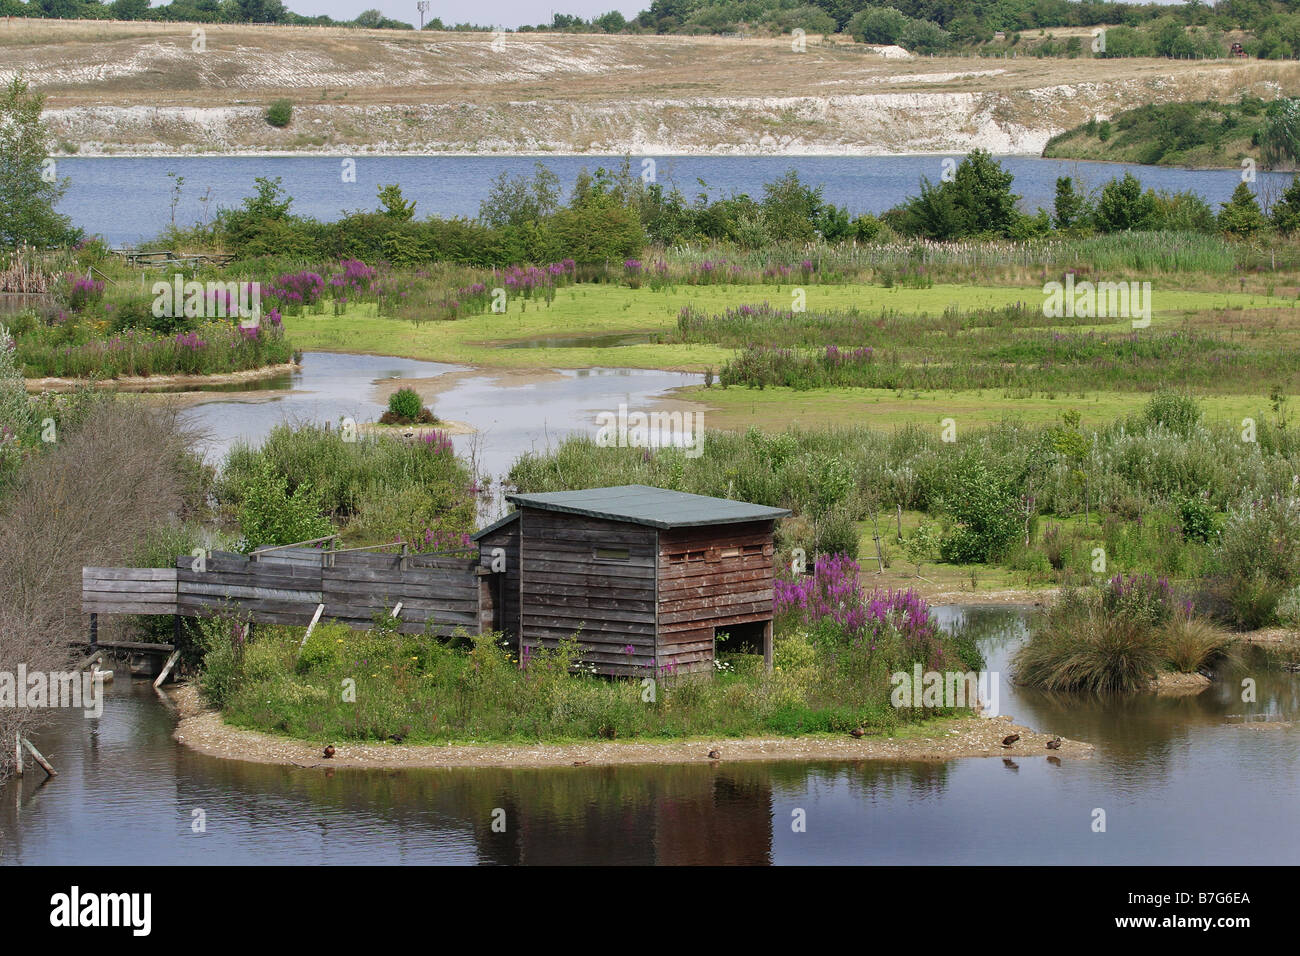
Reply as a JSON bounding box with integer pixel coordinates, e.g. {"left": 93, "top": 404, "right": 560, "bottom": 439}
{"left": 3, "top": 18, "right": 1300, "bottom": 155}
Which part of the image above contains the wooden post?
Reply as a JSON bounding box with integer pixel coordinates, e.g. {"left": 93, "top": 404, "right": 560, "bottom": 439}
{"left": 89, "top": 612, "right": 98, "bottom": 648}
{"left": 20, "top": 737, "right": 56, "bottom": 778}
{"left": 870, "top": 503, "right": 885, "bottom": 573}
{"left": 896, "top": 504, "right": 903, "bottom": 542}
{"left": 297, "top": 603, "right": 326, "bottom": 654}
{"left": 153, "top": 650, "right": 181, "bottom": 689}
{"left": 14, "top": 731, "right": 21, "bottom": 777}
{"left": 762, "top": 619, "right": 773, "bottom": 674}
{"left": 390, "top": 602, "right": 403, "bottom": 619}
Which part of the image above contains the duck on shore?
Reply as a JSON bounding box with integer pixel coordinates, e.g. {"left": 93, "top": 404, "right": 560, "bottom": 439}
{"left": 1001, "top": 733, "right": 1020, "bottom": 748}
{"left": 323, "top": 745, "right": 336, "bottom": 759}
{"left": 1046, "top": 737, "right": 1062, "bottom": 750}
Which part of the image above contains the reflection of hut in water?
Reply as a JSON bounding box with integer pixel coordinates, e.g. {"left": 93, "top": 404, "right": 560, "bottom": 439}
{"left": 471, "top": 765, "right": 774, "bottom": 865}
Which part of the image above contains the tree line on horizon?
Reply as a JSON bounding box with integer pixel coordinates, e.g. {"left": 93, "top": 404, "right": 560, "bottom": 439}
{"left": 10, "top": 0, "right": 1300, "bottom": 61}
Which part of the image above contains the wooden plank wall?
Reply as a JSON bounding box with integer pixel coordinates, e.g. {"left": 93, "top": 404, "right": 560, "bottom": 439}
{"left": 477, "top": 520, "right": 520, "bottom": 641}
{"left": 175, "top": 549, "right": 323, "bottom": 625}
{"left": 322, "top": 552, "right": 479, "bottom": 636}
{"left": 656, "top": 520, "right": 777, "bottom": 674}
{"left": 518, "top": 508, "right": 658, "bottom": 676}
{"left": 82, "top": 567, "right": 178, "bottom": 615}
{"left": 85, "top": 549, "right": 481, "bottom": 637}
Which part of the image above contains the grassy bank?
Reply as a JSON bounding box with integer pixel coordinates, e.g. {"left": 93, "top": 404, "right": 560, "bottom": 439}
{"left": 196, "top": 564, "right": 983, "bottom": 745}
{"left": 1043, "top": 100, "right": 1278, "bottom": 168}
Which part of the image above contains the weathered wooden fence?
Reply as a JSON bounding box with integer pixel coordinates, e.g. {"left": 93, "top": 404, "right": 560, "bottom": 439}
{"left": 83, "top": 546, "right": 484, "bottom": 637}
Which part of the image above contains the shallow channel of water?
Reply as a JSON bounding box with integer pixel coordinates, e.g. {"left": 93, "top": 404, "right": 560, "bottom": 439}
{"left": 173, "top": 351, "right": 703, "bottom": 490}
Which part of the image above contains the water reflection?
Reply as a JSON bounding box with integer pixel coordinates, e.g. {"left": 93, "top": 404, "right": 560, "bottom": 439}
{"left": 1, "top": 607, "right": 1297, "bottom": 865}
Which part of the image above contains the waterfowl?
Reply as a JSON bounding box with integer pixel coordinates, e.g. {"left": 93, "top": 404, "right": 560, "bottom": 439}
{"left": 1046, "top": 737, "right": 1062, "bottom": 750}
{"left": 1001, "top": 733, "right": 1020, "bottom": 748}
{"left": 849, "top": 727, "right": 866, "bottom": 739}
{"left": 572, "top": 759, "right": 589, "bottom": 767}
{"left": 707, "top": 748, "right": 722, "bottom": 760}
{"left": 323, "top": 745, "right": 336, "bottom": 759}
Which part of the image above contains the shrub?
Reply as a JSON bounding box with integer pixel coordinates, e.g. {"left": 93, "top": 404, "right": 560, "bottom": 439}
{"left": 1102, "top": 572, "right": 1177, "bottom": 628}
{"left": 386, "top": 386, "right": 424, "bottom": 423}
{"left": 1214, "top": 493, "right": 1300, "bottom": 587}
{"left": 235, "top": 457, "right": 334, "bottom": 551}
{"left": 1176, "top": 493, "right": 1217, "bottom": 543}
{"left": 1226, "top": 574, "right": 1281, "bottom": 629}
{"left": 1276, "top": 585, "right": 1300, "bottom": 628}
{"left": 265, "top": 99, "right": 293, "bottom": 128}
{"left": 937, "top": 455, "right": 1022, "bottom": 564}
{"left": 1140, "top": 389, "right": 1202, "bottom": 437}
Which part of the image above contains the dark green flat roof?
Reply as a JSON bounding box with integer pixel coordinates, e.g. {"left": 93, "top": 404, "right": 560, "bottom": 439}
{"left": 503, "top": 485, "right": 790, "bottom": 530}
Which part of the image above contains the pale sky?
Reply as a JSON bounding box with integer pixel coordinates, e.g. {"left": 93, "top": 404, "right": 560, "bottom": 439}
{"left": 285, "top": 0, "right": 644, "bottom": 29}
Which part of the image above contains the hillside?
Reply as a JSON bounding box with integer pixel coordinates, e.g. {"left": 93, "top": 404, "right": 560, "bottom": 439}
{"left": 1042, "top": 100, "right": 1277, "bottom": 168}
{"left": 3, "top": 18, "right": 1300, "bottom": 156}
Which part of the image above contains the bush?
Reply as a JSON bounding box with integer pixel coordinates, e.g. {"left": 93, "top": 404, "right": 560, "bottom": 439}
{"left": 1176, "top": 493, "right": 1217, "bottom": 543}
{"left": 386, "top": 386, "right": 424, "bottom": 423}
{"left": 1140, "top": 389, "right": 1202, "bottom": 437}
{"left": 1226, "top": 574, "right": 1281, "bottom": 629}
{"left": 1214, "top": 493, "right": 1300, "bottom": 588}
{"left": 1102, "top": 573, "right": 1177, "bottom": 628}
{"left": 937, "top": 454, "right": 1022, "bottom": 564}
{"left": 265, "top": 99, "right": 293, "bottom": 128}
{"left": 1276, "top": 585, "right": 1300, "bottom": 628}
{"left": 235, "top": 457, "right": 334, "bottom": 551}
{"left": 217, "top": 424, "right": 476, "bottom": 549}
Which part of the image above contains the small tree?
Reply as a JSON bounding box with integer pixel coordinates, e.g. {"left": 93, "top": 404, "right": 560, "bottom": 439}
{"left": 377, "top": 183, "right": 416, "bottom": 220}
{"left": 236, "top": 458, "right": 333, "bottom": 552}
{"left": 1093, "top": 172, "right": 1155, "bottom": 232}
{"left": 0, "top": 76, "right": 78, "bottom": 248}
{"left": 847, "top": 7, "right": 908, "bottom": 44}
{"left": 1053, "top": 176, "right": 1087, "bottom": 230}
{"left": 1270, "top": 175, "right": 1300, "bottom": 233}
{"left": 1217, "top": 181, "right": 1265, "bottom": 237}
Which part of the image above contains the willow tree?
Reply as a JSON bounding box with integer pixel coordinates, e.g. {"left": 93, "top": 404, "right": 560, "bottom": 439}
{"left": 0, "top": 75, "right": 76, "bottom": 249}
{"left": 1260, "top": 98, "right": 1300, "bottom": 171}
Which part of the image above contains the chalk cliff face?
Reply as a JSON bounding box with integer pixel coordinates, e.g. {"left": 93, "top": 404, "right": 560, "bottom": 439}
{"left": 5, "top": 21, "right": 1299, "bottom": 156}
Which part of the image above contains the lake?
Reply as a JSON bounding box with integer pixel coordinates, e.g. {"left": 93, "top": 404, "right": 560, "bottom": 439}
{"left": 58, "top": 155, "right": 1293, "bottom": 247}
{"left": 2, "top": 606, "right": 1295, "bottom": 865}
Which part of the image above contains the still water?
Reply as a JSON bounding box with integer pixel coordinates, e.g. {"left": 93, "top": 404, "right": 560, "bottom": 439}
{"left": 174, "top": 351, "right": 703, "bottom": 487}
{"left": 1, "top": 607, "right": 1296, "bottom": 865}
{"left": 62, "top": 155, "right": 1294, "bottom": 247}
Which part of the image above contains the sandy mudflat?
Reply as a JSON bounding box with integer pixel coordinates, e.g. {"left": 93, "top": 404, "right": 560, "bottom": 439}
{"left": 356, "top": 420, "right": 476, "bottom": 437}
{"left": 169, "top": 685, "right": 1092, "bottom": 770}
